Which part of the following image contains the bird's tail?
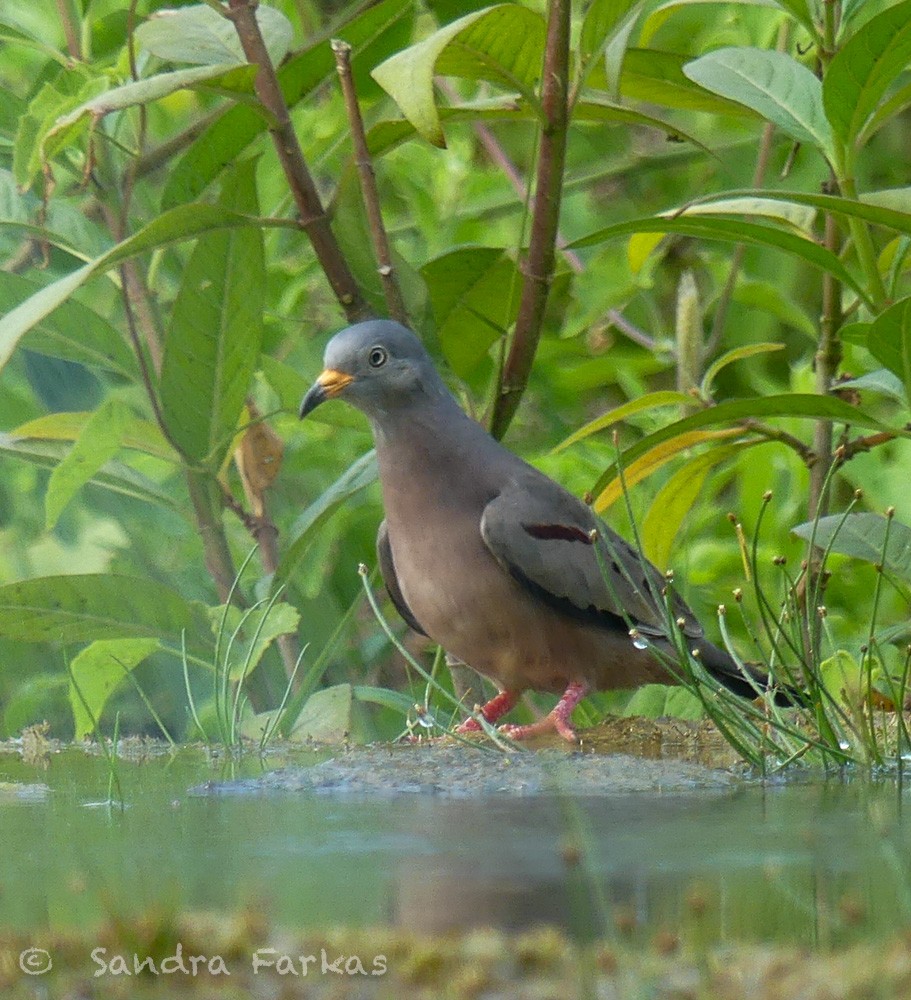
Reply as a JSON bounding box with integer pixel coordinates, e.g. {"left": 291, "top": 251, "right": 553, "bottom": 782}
{"left": 696, "top": 640, "right": 802, "bottom": 707}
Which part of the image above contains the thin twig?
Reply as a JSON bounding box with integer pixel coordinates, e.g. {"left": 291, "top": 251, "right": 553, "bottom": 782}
{"left": 331, "top": 38, "right": 407, "bottom": 324}
{"left": 490, "top": 0, "right": 571, "bottom": 439}
{"left": 226, "top": 0, "right": 369, "bottom": 321}
{"left": 835, "top": 430, "right": 899, "bottom": 462}
{"left": 739, "top": 418, "right": 816, "bottom": 465}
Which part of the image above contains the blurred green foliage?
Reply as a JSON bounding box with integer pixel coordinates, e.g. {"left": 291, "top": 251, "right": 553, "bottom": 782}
{"left": 0, "top": 0, "right": 910, "bottom": 751}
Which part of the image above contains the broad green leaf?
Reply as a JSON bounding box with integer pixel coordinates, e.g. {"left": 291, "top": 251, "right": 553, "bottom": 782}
{"left": 575, "top": 94, "right": 711, "bottom": 152}
{"left": 0, "top": 434, "right": 181, "bottom": 512}
{"left": 619, "top": 48, "right": 758, "bottom": 115}
{"left": 0, "top": 575, "right": 199, "bottom": 643}
{"left": 69, "top": 638, "right": 160, "bottom": 739}
{"left": 0, "top": 204, "right": 262, "bottom": 377}
{"left": 620, "top": 683, "right": 704, "bottom": 719}
{"left": 863, "top": 187, "right": 911, "bottom": 214}
{"left": 590, "top": 393, "right": 897, "bottom": 497}
{"left": 643, "top": 443, "right": 752, "bottom": 569}
{"left": 287, "top": 683, "right": 354, "bottom": 743}
{"left": 683, "top": 48, "right": 835, "bottom": 160}
{"left": 0, "top": 272, "right": 136, "bottom": 379}
{"left": 552, "top": 390, "right": 692, "bottom": 453}
{"left": 274, "top": 450, "right": 378, "bottom": 591}
{"left": 372, "top": 4, "right": 545, "bottom": 147}
{"left": 210, "top": 602, "right": 300, "bottom": 681}
{"left": 867, "top": 297, "right": 911, "bottom": 407}
{"left": 701, "top": 342, "right": 785, "bottom": 399}
{"left": 13, "top": 411, "right": 175, "bottom": 461}
{"left": 44, "top": 398, "right": 132, "bottom": 530}
{"left": 569, "top": 215, "right": 867, "bottom": 302}
{"left": 160, "top": 161, "right": 264, "bottom": 467}
{"left": 860, "top": 80, "right": 911, "bottom": 144}
{"left": 0, "top": 9, "right": 67, "bottom": 62}
{"left": 580, "top": 0, "right": 641, "bottom": 62}
{"left": 136, "top": 3, "right": 293, "bottom": 67}
{"left": 48, "top": 64, "right": 252, "bottom": 145}
{"left": 792, "top": 512, "right": 911, "bottom": 581}
{"left": 163, "top": 0, "right": 414, "bottom": 207}
{"left": 838, "top": 369, "right": 906, "bottom": 403}
{"left": 595, "top": 427, "right": 743, "bottom": 511}
{"left": 823, "top": 0, "right": 911, "bottom": 148}
{"left": 421, "top": 247, "right": 518, "bottom": 378}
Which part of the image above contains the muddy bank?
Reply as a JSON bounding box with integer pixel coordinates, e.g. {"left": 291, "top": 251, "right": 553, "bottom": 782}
{"left": 194, "top": 740, "right": 736, "bottom": 798}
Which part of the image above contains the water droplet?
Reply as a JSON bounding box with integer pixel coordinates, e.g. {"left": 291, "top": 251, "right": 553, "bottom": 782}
{"left": 632, "top": 637, "right": 648, "bottom": 650}
{"left": 838, "top": 740, "right": 851, "bottom": 751}
{"left": 416, "top": 713, "right": 435, "bottom": 729}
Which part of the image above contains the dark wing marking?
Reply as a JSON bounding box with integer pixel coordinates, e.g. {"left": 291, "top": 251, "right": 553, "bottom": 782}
{"left": 376, "top": 519, "right": 428, "bottom": 636}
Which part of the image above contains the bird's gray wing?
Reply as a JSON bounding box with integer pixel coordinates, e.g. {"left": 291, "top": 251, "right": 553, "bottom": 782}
{"left": 480, "top": 480, "right": 703, "bottom": 641}
{"left": 376, "top": 519, "right": 428, "bottom": 636}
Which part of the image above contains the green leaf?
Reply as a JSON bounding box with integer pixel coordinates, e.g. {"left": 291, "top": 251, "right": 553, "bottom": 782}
{"left": 683, "top": 48, "right": 835, "bottom": 160}
{"left": 69, "top": 638, "right": 160, "bottom": 740}
{"left": 0, "top": 433, "right": 181, "bottom": 512}
{"left": 792, "top": 512, "right": 911, "bottom": 581}
{"left": 0, "top": 272, "right": 137, "bottom": 379}
{"left": 49, "top": 63, "right": 251, "bottom": 142}
{"left": 421, "top": 247, "right": 519, "bottom": 378}
{"left": 619, "top": 48, "right": 758, "bottom": 115}
{"left": 701, "top": 342, "right": 785, "bottom": 399}
{"left": 590, "top": 393, "right": 897, "bottom": 497}
{"left": 580, "top": 0, "right": 641, "bottom": 62}
{"left": 287, "top": 683, "right": 354, "bottom": 743}
{"left": 0, "top": 575, "right": 199, "bottom": 643}
{"left": 838, "top": 369, "right": 906, "bottom": 404}
{"left": 552, "top": 390, "right": 693, "bottom": 453}
{"left": 372, "top": 4, "right": 545, "bottom": 147}
{"left": 771, "top": 0, "right": 815, "bottom": 34}
{"left": 44, "top": 398, "right": 132, "bottom": 530}
{"left": 569, "top": 215, "right": 867, "bottom": 302}
{"left": 136, "top": 3, "right": 293, "bottom": 67}
{"left": 210, "top": 602, "right": 300, "bottom": 681}
{"left": 14, "top": 72, "right": 107, "bottom": 190}
{"left": 160, "top": 161, "right": 264, "bottom": 467}
{"left": 13, "top": 411, "right": 176, "bottom": 461}
{"left": 641, "top": 0, "right": 784, "bottom": 45}
{"left": 867, "top": 296, "right": 911, "bottom": 407}
{"left": 274, "top": 450, "right": 378, "bottom": 591}
{"left": 0, "top": 204, "right": 262, "bottom": 378}
{"left": 823, "top": 0, "right": 911, "bottom": 148}
{"left": 643, "top": 443, "right": 752, "bottom": 569}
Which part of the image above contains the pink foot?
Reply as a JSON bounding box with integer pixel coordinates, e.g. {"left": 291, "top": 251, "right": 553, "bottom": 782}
{"left": 455, "top": 690, "right": 520, "bottom": 733}
{"left": 498, "top": 681, "right": 588, "bottom": 744}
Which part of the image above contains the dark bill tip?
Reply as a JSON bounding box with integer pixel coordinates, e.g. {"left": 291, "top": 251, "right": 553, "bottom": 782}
{"left": 299, "top": 382, "right": 327, "bottom": 419}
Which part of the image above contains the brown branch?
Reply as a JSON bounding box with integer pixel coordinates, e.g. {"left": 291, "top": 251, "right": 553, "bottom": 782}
{"left": 835, "top": 430, "right": 898, "bottom": 463}
{"left": 489, "top": 0, "right": 571, "bottom": 439}
{"left": 331, "top": 38, "right": 407, "bottom": 325}
{"left": 226, "top": 0, "right": 369, "bottom": 321}
{"left": 810, "top": 200, "right": 842, "bottom": 518}
{"left": 55, "top": 0, "right": 81, "bottom": 60}
{"left": 739, "top": 419, "right": 816, "bottom": 465}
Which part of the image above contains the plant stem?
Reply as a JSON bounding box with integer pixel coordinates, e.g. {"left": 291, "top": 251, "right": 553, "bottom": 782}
{"left": 489, "top": 0, "right": 570, "bottom": 439}
{"left": 55, "top": 0, "right": 82, "bottom": 60}
{"left": 810, "top": 203, "right": 842, "bottom": 518}
{"left": 331, "top": 38, "right": 408, "bottom": 324}
{"left": 225, "top": 0, "right": 369, "bottom": 321}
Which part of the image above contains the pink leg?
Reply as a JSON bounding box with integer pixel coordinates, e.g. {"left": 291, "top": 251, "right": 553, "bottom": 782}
{"left": 499, "top": 681, "right": 589, "bottom": 744}
{"left": 455, "top": 690, "right": 520, "bottom": 733}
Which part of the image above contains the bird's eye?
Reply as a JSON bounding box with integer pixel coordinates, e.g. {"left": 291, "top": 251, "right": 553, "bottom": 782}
{"left": 368, "top": 346, "right": 388, "bottom": 368}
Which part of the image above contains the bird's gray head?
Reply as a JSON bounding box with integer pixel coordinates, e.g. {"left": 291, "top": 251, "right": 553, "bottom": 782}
{"left": 299, "top": 320, "right": 447, "bottom": 420}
